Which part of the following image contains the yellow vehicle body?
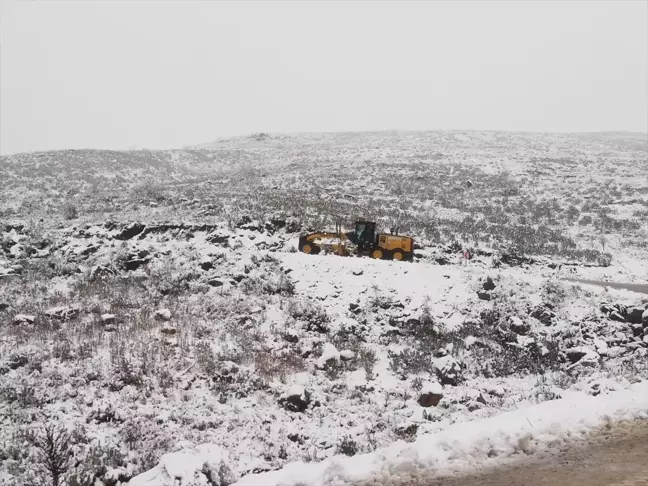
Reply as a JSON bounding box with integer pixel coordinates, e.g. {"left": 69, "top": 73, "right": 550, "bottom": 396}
{"left": 298, "top": 221, "right": 414, "bottom": 261}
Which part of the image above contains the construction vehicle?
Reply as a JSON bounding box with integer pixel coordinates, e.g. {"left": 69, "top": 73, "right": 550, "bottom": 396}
{"left": 297, "top": 221, "right": 414, "bottom": 261}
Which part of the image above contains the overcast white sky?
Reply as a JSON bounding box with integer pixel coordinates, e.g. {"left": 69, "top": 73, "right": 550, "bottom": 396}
{"left": 1, "top": 0, "right": 646, "bottom": 155}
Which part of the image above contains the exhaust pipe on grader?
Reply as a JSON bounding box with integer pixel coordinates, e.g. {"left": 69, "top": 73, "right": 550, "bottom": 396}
{"left": 298, "top": 220, "right": 414, "bottom": 261}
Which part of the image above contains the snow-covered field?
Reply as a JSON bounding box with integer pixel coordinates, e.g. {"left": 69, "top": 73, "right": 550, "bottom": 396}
{"left": 1, "top": 130, "right": 647, "bottom": 485}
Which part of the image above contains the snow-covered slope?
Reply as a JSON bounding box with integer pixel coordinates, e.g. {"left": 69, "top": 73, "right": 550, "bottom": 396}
{"left": 1, "top": 130, "right": 647, "bottom": 486}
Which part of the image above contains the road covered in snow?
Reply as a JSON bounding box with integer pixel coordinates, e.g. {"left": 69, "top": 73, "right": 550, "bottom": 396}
{"left": 233, "top": 381, "right": 648, "bottom": 486}
{"left": 563, "top": 278, "right": 648, "bottom": 296}
{"left": 415, "top": 419, "right": 648, "bottom": 486}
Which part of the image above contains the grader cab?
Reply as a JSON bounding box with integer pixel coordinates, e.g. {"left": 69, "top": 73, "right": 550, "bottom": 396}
{"left": 298, "top": 220, "right": 414, "bottom": 261}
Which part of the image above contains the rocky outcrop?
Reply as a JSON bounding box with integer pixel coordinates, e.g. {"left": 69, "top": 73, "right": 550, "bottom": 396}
{"left": 279, "top": 385, "right": 311, "bottom": 413}
{"left": 530, "top": 304, "right": 556, "bottom": 326}
{"left": 417, "top": 382, "right": 444, "bottom": 407}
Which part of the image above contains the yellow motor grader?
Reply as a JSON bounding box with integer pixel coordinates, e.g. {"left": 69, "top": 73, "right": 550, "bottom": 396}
{"left": 298, "top": 221, "right": 414, "bottom": 261}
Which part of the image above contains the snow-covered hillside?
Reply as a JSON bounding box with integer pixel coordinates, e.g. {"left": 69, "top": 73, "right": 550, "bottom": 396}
{"left": 0, "top": 130, "right": 647, "bottom": 485}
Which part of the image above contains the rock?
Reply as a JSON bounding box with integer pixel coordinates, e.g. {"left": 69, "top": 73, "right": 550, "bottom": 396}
{"left": 124, "top": 258, "right": 149, "bottom": 271}
{"left": 317, "top": 343, "right": 340, "bottom": 369}
{"left": 631, "top": 324, "right": 644, "bottom": 337}
{"left": 77, "top": 244, "right": 100, "bottom": 257}
{"left": 395, "top": 424, "right": 419, "bottom": 441}
{"left": 477, "top": 291, "right": 491, "bottom": 301}
{"left": 593, "top": 338, "right": 609, "bottom": 356}
{"left": 115, "top": 222, "right": 146, "bottom": 240}
{"left": 610, "top": 311, "right": 626, "bottom": 322}
{"left": 0, "top": 303, "right": 9, "bottom": 312}
{"left": 6, "top": 353, "right": 28, "bottom": 370}
{"left": 90, "top": 265, "right": 117, "bottom": 279}
{"left": 434, "top": 356, "right": 464, "bottom": 386}
{"left": 530, "top": 304, "right": 556, "bottom": 326}
{"left": 417, "top": 382, "right": 444, "bottom": 407}
{"left": 509, "top": 316, "right": 530, "bottom": 335}
{"left": 155, "top": 309, "right": 172, "bottom": 321}
{"left": 282, "top": 330, "right": 299, "bottom": 343}
{"left": 206, "top": 231, "right": 230, "bottom": 246}
{"left": 207, "top": 278, "right": 224, "bottom": 287}
{"left": 200, "top": 259, "right": 214, "bottom": 271}
{"left": 12, "top": 314, "right": 35, "bottom": 325}
{"left": 600, "top": 303, "right": 614, "bottom": 314}
{"left": 627, "top": 307, "right": 645, "bottom": 324}
{"left": 44, "top": 306, "right": 80, "bottom": 321}
{"left": 643, "top": 309, "right": 648, "bottom": 326}
{"left": 644, "top": 335, "right": 648, "bottom": 345}
{"left": 482, "top": 277, "right": 496, "bottom": 291}
{"left": 279, "top": 385, "right": 310, "bottom": 413}
{"left": 160, "top": 326, "right": 177, "bottom": 336}
{"left": 101, "top": 313, "right": 116, "bottom": 324}
{"left": 339, "top": 350, "right": 355, "bottom": 361}
{"left": 349, "top": 303, "right": 361, "bottom": 314}
{"left": 352, "top": 269, "right": 363, "bottom": 276}
{"left": 566, "top": 348, "right": 587, "bottom": 364}
{"left": 566, "top": 347, "right": 598, "bottom": 365}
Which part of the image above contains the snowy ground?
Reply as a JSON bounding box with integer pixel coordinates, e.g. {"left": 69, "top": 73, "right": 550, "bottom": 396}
{"left": 233, "top": 381, "right": 648, "bottom": 486}
{"left": 1, "top": 130, "right": 647, "bottom": 486}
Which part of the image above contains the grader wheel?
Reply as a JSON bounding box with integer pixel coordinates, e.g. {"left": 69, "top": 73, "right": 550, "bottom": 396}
{"left": 392, "top": 249, "right": 405, "bottom": 261}
{"left": 371, "top": 249, "right": 384, "bottom": 259}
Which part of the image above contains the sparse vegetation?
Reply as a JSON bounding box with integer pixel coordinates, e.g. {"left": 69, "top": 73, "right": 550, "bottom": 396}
{"left": 1, "top": 130, "right": 646, "bottom": 485}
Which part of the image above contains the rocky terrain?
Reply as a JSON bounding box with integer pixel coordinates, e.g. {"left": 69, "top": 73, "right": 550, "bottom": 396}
{"left": 0, "top": 130, "right": 646, "bottom": 486}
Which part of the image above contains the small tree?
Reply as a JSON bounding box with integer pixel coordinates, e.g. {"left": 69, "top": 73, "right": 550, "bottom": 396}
{"left": 30, "top": 423, "right": 72, "bottom": 486}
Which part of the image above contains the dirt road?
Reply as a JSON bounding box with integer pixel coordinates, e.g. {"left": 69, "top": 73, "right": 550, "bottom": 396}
{"left": 563, "top": 278, "right": 648, "bottom": 295}
{"left": 396, "top": 420, "right": 648, "bottom": 486}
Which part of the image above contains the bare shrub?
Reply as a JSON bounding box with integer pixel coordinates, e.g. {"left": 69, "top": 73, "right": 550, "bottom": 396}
{"left": 61, "top": 201, "right": 79, "bottom": 220}
{"left": 389, "top": 348, "right": 433, "bottom": 377}
{"left": 28, "top": 423, "right": 72, "bottom": 486}
{"left": 132, "top": 180, "right": 167, "bottom": 203}
{"left": 286, "top": 300, "right": 330, "bottom": 333}
{"left": 598, "top": 252, "right": 613, "bottom": 267}
{"left": 336, "top": 436, "right": 358, "bottom": 457}
{"left": 254, "top": 348, "right": 307, "bottom": 381}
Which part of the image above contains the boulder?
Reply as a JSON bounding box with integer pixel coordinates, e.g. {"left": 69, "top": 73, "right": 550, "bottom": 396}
{"left": 434, "top": 356, "right": 464, "bottom": 386}
{"left": 101, "top": 314, "right": 116, "bottom": 324}
{"left": 627, "top": 307, "right": 645, "bottom": 325}
{"left": 200, "top": 259, "right": 214, "bottom": 271}
{"left": 610, "top": 311, "right": 626, "bottom": 323}
{"left": 0, "top": 303, "right": 9, "bottom": 312}
{"left": 317, "top": 343, "right": 340, "bottom": 369}
{"left": 44, "top": 306, "right": 80, "bottom": 321}
{"left": 482, "top": 277, "right": 496, "bottom": 291}
{"left": 12, "top": 314, "right": 35, "bottom": 325}
{"left": 124, "top": 258, "right": 149, "bottom": 271}
{"left": 206, "top": 231, "right": 230, "bottom": 246}
{"left": 6, "top": 353, "right": 28, "bottom": 370}
{"left": 509, "top": 316, "right": 531, "bottom": 335}
{"left": 114, "top": 222, "right": 146, "bottom": 240}
{"left": 530, "top": 304, "right": 556, "bottom": 326}
{"left": 417, "top": 382, "right": 444, "bottom": 407}
{"left": 643, "top": 309, "right": 648, "bottom": 326}
{"left": 279, "top": 385, "right": 310, "bottom": 413}
{"left": 566, "top": 347, "right": 598, "bottom": 365}
{"left": 155, "top": 309, "right": 172, "bottom": 321}
{"left": 477, "top": 291, "right": 491, "bottom": 301}
{"left": 207, "top": 278, "right": 224, "bottom": 287}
